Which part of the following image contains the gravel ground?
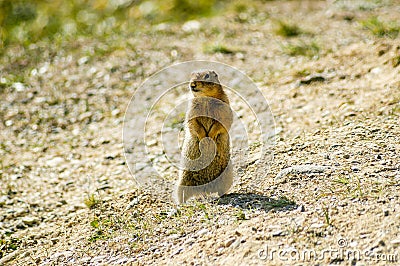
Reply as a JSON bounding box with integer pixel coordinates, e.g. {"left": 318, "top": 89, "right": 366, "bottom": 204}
{"left": 1, "top": 1, "right": 399, "bottom": 265}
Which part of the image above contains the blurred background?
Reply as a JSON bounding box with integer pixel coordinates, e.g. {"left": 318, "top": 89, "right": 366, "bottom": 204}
{"left": 0, "top": 0, "right": 233, "bottom": 50}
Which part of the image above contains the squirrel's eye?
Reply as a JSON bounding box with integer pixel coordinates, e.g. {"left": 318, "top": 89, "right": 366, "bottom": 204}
{"left": 204, "top": 74, "right": 210, "bottom": 79}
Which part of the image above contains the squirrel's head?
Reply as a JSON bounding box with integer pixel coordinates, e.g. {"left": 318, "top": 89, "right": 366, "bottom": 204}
{"left": 189, "top": 70, "right": 222, "bottom": 98}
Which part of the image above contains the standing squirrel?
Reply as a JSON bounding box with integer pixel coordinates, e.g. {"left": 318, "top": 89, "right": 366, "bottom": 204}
{"left": 174, "top": 70, "right": 233, "bottom": 204}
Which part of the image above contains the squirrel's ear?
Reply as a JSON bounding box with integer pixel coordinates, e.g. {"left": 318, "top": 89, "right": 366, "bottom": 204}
{"left": 211, "top": 70, "right": 218, "bottom": 77}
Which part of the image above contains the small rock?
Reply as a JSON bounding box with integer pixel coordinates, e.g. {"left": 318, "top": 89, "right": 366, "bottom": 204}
{"left": 370, "top": 67, "right": 382, "bottom": 74}
{"left": 16, "top": 221, "right": 27, "bottom": 229}
{"left": 78, "top": 56, "right": 89, "bottom": 65}
{"left": 349, "top": 241, "right": 358, "bottom": 248}
{"left": 231, "top": 238, "right": 241, "bottom": 248}
{"left": 146, "top": 139, "right": 158, "bottom": 146}
{"left": 390, "top": 239, "right": 400, "bottom": 246}
{"left": 0, "top": 196, "right": 8, "bottom": 206}
{"left": 91, "top": 255, "right": 107, "bottom": 263}
{"left": 50, "top": 251, "right": 73, "bottom": 260}
{"left": 78, "top": 111, "right": 93, "bottom": 121}
{"left": 271, "top": 230, "right": 284, "bottom": 237}
{"left": 343, "top": 154, "right": 350, "bottom": 159}
{"left": 383, "top": 210, "right": 389, "bottom": 216}
{"left": 125, "top": 197, "right": 140, "bottom": 210}
{"left": 310, "top": 223, "right": 325, "bottom": 229}
{"left": 224, "top": 237, "right": 236, "bottom": 248}
{"left": 47, "top": 157, "right": 64, "bottom": 167}
{"left": 299, "top": 75, "right": 326, "bottom": 85}
{"left": 171, "top": 247, "right": 183, "bottom": 257}
{"left": 184, "top": 237, "right": 195, "bottom": 246}
{"left": 182, "top": 20, "right": 200, "bottom": 32}
{"left": 12, "top": 82, "right": 26, "bottom": 92}
{"left": 196, "top": 228, "right": 209, "bottom": 236}
{"left": 111, "top": 109, "right": 120, "bottom": 116}
{"left": 80, "top": 257, "right": 91, "bottom": 263}
{"left": 167, "top": 208, "right": 179, "bottom": 218}
{"left": 216, "top": 247, "right": 225, "bottom": 255}
{"left": 113, "top": 257, "right": 129, "bottom": 264}
{"left": 22, "top": 216, "right": 39, "bottom": 226}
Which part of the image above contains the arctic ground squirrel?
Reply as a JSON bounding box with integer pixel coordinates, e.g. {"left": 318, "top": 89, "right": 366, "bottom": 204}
{"left": 174, "top": 70, "right": 233, "bottom": 204}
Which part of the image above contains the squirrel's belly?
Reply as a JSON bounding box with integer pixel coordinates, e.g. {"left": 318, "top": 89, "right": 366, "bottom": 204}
{"left": 180, "top": 132, "right": 230, "bottom": 186}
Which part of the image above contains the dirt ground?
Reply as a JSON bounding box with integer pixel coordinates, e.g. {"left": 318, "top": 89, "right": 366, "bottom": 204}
{"left": 1, "top": 0, "right": 399, "bottom": 265}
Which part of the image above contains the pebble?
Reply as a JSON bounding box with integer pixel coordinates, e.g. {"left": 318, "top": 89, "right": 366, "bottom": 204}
{"left": 47, "top": 157, "right": 65, "bottom": 167}
{"left": 299, "top": 75, "right": 326, "bottom": 85}
{"left": 224, "top": 237, "right": 236, "bottom": 248}
{"left": 16, "top": 221, "right": 27, "bottom": 229}
{"left": 91, "top": 255, "right": 107, "bottom": 263}
{"left": 171, "top": 247, "right": 183, "bottom": 257}
{"left": 22, "top": 216, "right": 39, "bottom": 226}
{"left": 370, "top": 67, "right": 382, "bottom": 74}
{"left": 125, "top": 197, "right": 140, "bottom": 210}
{"left": 390, "top": 239, "right": 400, "bottom": 245}
{"left": 50, "top": 251, "right": 73, "bottom": 260}
{"left": 13, "top": 82, "right": 26, "bottom": 92}
{"left": 78, "top": 111, "right": 93, "bottom": 121}
{"left": 271, "top": 230, "right": 284, "bottom": 237}
{"left": 0, "top": 196, "right": 8, "bottom": 206}
{"left": 113, "top": 257, "right": 129, "bottom": 264}
{"left": 310, "top": 223, "right": 325, "bottom": 229}
{"left": 80, "top": 257, "right": 91, "bottom": 263}
{"left": 78, "top": 56, "right": 89, "bottom": 65}
{"left": 196, "top": 228, "right": 209, "bottom": 236}
{"left": 182, "top": 20, "right": 200, "bottom": 32}
{"left": 111, "top": 109, "right": 120, "bottom": 116}
{"left": 231, "top": 238, "right": 241, "bottom": 248}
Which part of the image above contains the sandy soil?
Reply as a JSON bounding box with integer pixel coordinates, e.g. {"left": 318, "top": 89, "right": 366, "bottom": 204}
{"left": 1, "top": 1, "right": 399, "bottom": 265}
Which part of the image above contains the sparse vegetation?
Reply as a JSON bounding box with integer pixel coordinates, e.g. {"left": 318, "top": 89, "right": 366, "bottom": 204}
{"left": 269, "top": 196, "right": 296, "bottom": 208}
{"left": 282, "top": 41, "right": 320, "bottom": 57}
{"left": 323, "top": 206, "right": 331, "bottom": 226}
{"left": 204, "top": 43, "right": 237, "bottom": 54}
{"left": 84, "top": 194, "right": 100, "bottom": 209}
{"left": 0, "top": 236, "right": 21, "bottom": 259}
{"left": 361, "top": 17, "right": 400, "bottom": 38}
{"left": 274, "top": 20, "right": 303, "bottom": 37}
{"left": 235, "top": 209, "right": 247, "bottom": 221}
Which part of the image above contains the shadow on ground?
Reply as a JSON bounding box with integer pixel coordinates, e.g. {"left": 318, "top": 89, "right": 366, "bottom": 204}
{"left": 216, "top": 192, "right": 297, "bottom": 212}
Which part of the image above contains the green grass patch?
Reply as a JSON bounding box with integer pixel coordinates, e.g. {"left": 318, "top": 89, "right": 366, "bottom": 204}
{"left": 84, "top": 193, "right": 100, "bottom": 209}
{"left": 282, "top": 41, "right": 320, "bottom": 57}
{"left": 235, "top": 209, "right": 247, "bottom": 221}
{"left": 269, "top": 196, "right": 296, "bottom": 208}
{"left": 0, "top": 236, "right": 21, "bottom": 259}
{"left": 334, "top": 175, "right": 350, "bottom": 186}
{"left": 204, "top": 43, "right": 237, "bottom": 54}
{"left": 323, "top": 206, "right": 331, "bottom": 226}
{"left": 361, "top": 17, "right": 400, "bottom": 38}
{"left": 274, "top": 20, "right": 303, "bottom": 37}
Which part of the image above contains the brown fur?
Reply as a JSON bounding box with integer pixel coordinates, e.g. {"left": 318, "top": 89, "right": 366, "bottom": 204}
{"left": 174, "top": 70, "right": 233, "bottom": 204}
